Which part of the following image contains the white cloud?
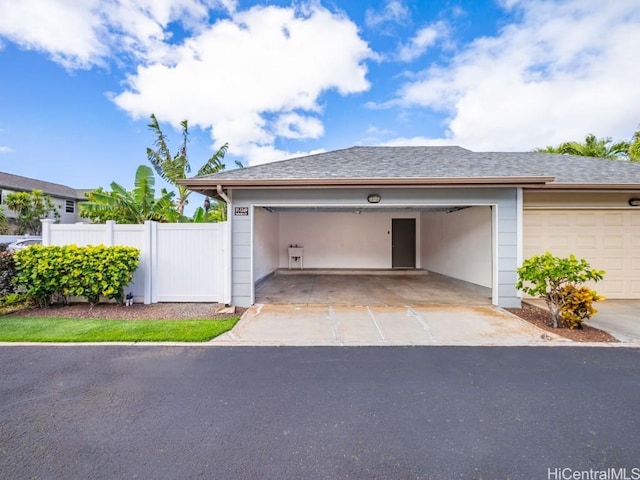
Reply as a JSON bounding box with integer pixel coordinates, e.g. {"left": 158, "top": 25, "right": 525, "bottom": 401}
{"left": 0, "top": 0, "right": 228, "bottom": 68}
{"left": 397, "top": 23, "right": 446, "bottom": 62}
{"left": 365, "top": 0, "right": 409, "bottom": 28}
{"left": 0, "top": 146, "right": 14, "bottom": 153}
{"left": 384, "top": 0, "right": 640, "bottom": 151}
{"left": 0, "top": 0, "right": 106, "bottom": 68}
{"left": 274, "top": 113, "right": 324, "bottom": 139}
{"left": 377, "top": 136, "right": 454, "bottom": 147}
{"left": 113, "top": 3, "right": 373, "bottom": 164}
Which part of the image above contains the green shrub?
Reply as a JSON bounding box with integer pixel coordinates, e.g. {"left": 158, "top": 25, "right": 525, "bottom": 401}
{"left": 0, "top": 292, "right": 32, "bottom": 315}
{"left": 13, "top": 245, "right": 140, "bottom": 307}
{"left": 516, "top": 252, "right": 605, "bottom": 328}
{"left": 0, "top": 292, "right": 30, "bottom": 307}
{"left": 0, "top": 250, "right": 16, "bottom": 296}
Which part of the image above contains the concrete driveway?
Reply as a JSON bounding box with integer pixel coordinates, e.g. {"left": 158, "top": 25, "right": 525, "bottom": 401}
{"left": 232, "top": 271, "right": 563, "bottom": 346}
{"left": 213, "top": 304, "right": 569, "bottom": 346}
{"left": 586, "top": 300, "right": 640, "bottom": 343}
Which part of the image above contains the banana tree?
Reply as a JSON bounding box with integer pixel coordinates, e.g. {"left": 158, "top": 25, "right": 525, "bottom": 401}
{"left": 146, "top": 114, "right": 228, "bottom": 215}
{"left": 80, "top": 165, "right": 180, "bottom": 224}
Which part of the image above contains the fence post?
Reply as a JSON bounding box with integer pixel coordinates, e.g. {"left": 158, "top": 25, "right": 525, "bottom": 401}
{"left": 106, "top": 220, "right": 116, "bottom": 246}
{"left": 143, "top": 221, "right": 153, "bottom": 304}
{"left": 41, "top": 219, "right": 54, "bottom": 245}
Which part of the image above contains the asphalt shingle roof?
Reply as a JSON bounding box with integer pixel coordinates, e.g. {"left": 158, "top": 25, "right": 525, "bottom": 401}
{"left": 198, "top": 146, "right": 640, "bottom": 185}
{"left": 0, "top": 172, "right": 89, "bottom": 199}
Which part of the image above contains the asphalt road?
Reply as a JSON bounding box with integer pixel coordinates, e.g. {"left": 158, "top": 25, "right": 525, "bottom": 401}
{"left": 1, "top": 346, "right": 639, "bottom": 480}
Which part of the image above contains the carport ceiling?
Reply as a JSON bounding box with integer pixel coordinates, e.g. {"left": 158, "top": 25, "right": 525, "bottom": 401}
{"left": 261, "top": 206, "right": 472, "bottom": 213}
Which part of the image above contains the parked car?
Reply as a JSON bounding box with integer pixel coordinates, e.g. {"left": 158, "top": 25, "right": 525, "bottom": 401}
{"left": 7, "top": 237, "right": 42, "bottom": 252}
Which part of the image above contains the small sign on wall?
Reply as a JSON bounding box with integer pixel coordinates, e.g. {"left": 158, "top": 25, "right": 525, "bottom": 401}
{"left": 234, "top": 207, "right": 249, "bottom": 216}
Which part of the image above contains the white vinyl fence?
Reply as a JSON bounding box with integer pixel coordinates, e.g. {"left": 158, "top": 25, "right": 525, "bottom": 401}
{"left": 41, "top": 220, "right": 230, "bottom": 304}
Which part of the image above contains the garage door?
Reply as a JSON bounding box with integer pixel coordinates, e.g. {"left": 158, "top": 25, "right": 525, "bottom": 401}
{"left": 523, "top": 210, "right": 640, "bottom": 298}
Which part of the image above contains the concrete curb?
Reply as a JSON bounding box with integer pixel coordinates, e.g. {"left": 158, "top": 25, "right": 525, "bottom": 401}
{"left": 0, "top": 341, "right": 638, "bottom": 348}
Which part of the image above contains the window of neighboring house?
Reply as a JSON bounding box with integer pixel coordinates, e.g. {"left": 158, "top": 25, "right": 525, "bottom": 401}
{"left": 65, "top": 200, "right": 75, "bottom": 213}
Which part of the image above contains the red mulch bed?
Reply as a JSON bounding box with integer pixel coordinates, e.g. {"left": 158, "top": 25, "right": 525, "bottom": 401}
{"left": 506, "top": 303, "right": 618, "bottom": 343}
{"left": 10, "top": 302, "right": 245, "bottom": 320}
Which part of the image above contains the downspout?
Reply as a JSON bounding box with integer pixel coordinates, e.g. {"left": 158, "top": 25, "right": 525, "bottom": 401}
{"left": 216, "top": 184, "right": 231, "bottom": 204}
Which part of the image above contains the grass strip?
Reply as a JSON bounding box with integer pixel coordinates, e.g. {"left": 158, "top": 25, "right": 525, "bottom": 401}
{"left": 0, "top": 317, "right": 240, "bottom": 342}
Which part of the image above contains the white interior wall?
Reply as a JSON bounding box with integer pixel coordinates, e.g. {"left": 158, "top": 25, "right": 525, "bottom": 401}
{"left": 420, "top": 206, "right": 492, "bottom": 287}
{"left": 278, "top": 211, "right": 419, "bottom": 269}
{"left": 253, "top": 207, "right": 280, "bottom": 282}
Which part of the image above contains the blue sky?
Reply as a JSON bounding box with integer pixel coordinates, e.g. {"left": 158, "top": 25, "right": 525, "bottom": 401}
{"left": 1, "top": 0, "right": 639, "bottom": 213}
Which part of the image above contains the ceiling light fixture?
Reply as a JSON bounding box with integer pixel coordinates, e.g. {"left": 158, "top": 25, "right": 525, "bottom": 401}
{"left": 367, "top": 194, "right": 381, "bottom": 204}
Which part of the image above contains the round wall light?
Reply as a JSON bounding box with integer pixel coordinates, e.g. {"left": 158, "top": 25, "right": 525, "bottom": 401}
{"left": 367, "top": 194, "right": 381, "bottom": 204}
{"left": 629, "top": 198, "right": 640, "bottom": 207}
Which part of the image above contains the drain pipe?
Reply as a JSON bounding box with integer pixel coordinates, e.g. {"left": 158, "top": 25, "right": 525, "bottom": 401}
{"left": 216, "top": 184, "right": 231, "bottom": 204}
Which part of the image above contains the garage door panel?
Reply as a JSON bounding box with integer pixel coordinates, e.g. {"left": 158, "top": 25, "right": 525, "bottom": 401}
{"left": 603, "top": 235, "right": 624, "bottom": 248}
{"left": 524, "top": 209, "right": 640, "bottom": 299}
{"left": 602, "top": 213, "right": 624, "bottom": 226}
{"left": 575, "top": 213, "right": 597, "bottom": 226}
{"left": 548, "top": 235, "right": 570, "bottom": 249}
{"left": 575, "top": 235, "right": 597, "bottom": 249}
{"left": 599, "top": 280, "right": 624, "bottom": 296}
{"left": 599, "top": 257, "right": 624, "bottom": 272}
{"left": 548, "top": 213, "right": 570, "bottom": 226}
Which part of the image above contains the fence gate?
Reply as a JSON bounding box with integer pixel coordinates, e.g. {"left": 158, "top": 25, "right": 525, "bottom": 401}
{"left": 152, "top": 223, "right": 227, "bottom": 302}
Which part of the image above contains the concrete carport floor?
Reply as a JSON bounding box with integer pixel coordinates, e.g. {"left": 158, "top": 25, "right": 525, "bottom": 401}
{"left": 212, "top": 271, "right": 571, "bottom": 346}
{"left": 255, "top": 270, "right": 492, "bottom": 306}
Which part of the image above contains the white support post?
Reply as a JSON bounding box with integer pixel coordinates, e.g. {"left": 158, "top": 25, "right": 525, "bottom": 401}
{"left": 516, "top": 188, "right": 523, "bottom": 298}
{"left": 41, "top": 219, "right": 54, "bottom": 245}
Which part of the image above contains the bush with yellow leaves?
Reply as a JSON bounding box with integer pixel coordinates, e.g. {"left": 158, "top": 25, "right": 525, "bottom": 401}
{"left": 558, "top": 285, "right": 603, "bottom": 329}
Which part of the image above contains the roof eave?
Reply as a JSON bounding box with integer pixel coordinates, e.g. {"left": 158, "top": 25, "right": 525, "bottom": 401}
{"left": 535, "top": 183, "right": 640, "bottom": 190}
{"left": 179, "top": 176, "right": 556, "bottom": 200}
{"left": 180, "top": 176, "right": 554, "bottom": 188}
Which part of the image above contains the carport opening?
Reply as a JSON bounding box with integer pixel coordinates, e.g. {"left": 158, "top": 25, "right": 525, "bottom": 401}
{"left": 251, "top": 205, "right": 494, "bottom": 306}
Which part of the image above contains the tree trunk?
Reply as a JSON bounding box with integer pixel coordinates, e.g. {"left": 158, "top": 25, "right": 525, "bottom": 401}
{"left": 545, "top": 298, "right": 561, "bottom": 328}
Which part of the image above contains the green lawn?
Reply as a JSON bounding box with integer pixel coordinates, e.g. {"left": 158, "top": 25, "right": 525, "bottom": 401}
{"left": 0, "top": 316, "right": 240, "bottom": 342}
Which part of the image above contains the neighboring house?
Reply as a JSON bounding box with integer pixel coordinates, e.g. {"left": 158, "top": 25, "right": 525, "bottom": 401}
{"left": 0, "top": 171, "right": 89, "bottom": 229}
{"left": 180, "top": 146, "right": 640, "bottom": 308}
